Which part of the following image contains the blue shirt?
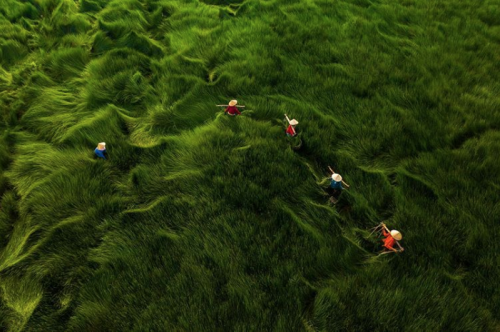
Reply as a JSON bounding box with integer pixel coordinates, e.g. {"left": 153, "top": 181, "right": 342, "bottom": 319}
{"left": 95, "top": 148, "right": 106, "bottom": 159}
{"left": 330, "top": 180, "right": 343, "bottom": 190}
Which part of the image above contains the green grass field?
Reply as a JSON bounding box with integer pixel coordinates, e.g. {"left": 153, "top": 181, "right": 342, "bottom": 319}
{"left": 1, "top": 0, "right": 499, "bottom": 330}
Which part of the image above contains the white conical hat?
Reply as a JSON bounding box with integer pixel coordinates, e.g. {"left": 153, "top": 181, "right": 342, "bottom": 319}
{"left": 98, "top": 142, "right": 106, "bottom": 150}
{"left": 229, "top": 100, "right": 237, "bottom": 106}
{"left": 289, "top": 119, "right": 299, "bottom": 126}
{"left": 332, "top": 173, "right": 342, "bottom": 182}
{"left": 391, "top": 230, "right": 402, "bottom": 241}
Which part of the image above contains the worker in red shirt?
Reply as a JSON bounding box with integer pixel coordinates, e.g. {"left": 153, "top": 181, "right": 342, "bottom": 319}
{"left": 285, "top": 114, "right": 298, "bottom": 137}
{"left": 380, "top": 222, "right": 404, "bottom": 253}
{"left": 223, "top": 99, "right": 243, "bottom": 116}
{"left": 216, "top": 100, "right": 245, "bottom": 115}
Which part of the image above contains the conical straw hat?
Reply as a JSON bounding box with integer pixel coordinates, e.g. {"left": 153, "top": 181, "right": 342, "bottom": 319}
{"left": 332, "top": 173, "right": 342, "bottom": 182}
{"left": 390, "top": 230, "right": 402, "bottom": 241}
{"left": 289, "top": 119, "right": 299, "bottom": 126}
{"left": 98, "top": 142, "right": 106, "bottom": 150}
{"left": 229, "top": 100, "right": 237, "bottom": 106}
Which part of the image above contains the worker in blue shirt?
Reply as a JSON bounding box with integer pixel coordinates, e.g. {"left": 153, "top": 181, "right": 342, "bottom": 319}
{"left": 331, "top": 173, "right": 343, "bottom": 189}
{"left": 94, "top": 142, "right": 107, "bottom": 160}
{"left": 328, "top": 166, "right": 350, "bottom": 204}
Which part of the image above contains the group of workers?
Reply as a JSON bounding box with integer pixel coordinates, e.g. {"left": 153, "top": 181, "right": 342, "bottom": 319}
{"left": 93, "top": 99, "right": 404, "bottom": 254}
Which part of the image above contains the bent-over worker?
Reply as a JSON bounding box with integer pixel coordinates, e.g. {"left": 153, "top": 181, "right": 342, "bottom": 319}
{"left": 94, "top": 142, "right": 107, "bottom": 160}
{"left": 225, "top": 99, "right": 242, "bottom": 116}
{"left": 285, "top": 114, "right": 298, "bottom": 137}
{"left": 381, "top": 223, "right": 403, "bottom": 253}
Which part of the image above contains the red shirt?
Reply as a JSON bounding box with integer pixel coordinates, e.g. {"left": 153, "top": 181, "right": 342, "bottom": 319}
{"left": 225, "top": 106, "right": 241, "bottom": 115}
{"left": 286, "top": 125, "right": 296, "bottom": 136}
{"left": 382, "top": 229, "right": 396, "bottom": 250}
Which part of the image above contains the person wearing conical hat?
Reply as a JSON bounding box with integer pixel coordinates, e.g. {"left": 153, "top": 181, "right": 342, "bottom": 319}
{"left": 284, "top": 114, "right": 298, "bottom": 137}
{"left": 225, "top": 99, "right": 242, "bottom": 116}
{"left": 330, "top": 173, "right": 344, "bottom": 190}
{"left": 94, "top": 142, "right": 107, "bottom": 160}
{"left": 327, "top": 166, "right": 350, "bottom": 203}
{"left": 381, "top": 222, "right": 404, "bottom": 252}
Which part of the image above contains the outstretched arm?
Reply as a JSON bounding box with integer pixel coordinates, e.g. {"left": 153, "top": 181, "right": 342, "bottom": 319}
{"left": 284, "top": 114, "right": 291, "bottom": 123}
{"left": 396, "top": 241, "right": 404, "bottom": 252}
{"left": 381, "top": 223, "right": 389, "bottom": 236}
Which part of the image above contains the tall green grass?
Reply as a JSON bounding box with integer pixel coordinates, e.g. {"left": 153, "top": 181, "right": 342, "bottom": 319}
{"left": 1, "top": 0, "right": 499, "bottom": 330}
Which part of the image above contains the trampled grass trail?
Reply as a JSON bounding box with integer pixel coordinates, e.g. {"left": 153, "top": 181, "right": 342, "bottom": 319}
{"left": 0, "top": 0, "right": 499, "bottom": 331}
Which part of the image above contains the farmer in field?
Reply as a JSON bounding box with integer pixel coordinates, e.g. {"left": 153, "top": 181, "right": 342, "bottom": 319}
{"left": 284, "top": 114, "right": 298, "bottom": 137}
{"left": 94, "top": 142, "right": 107, "bottom": 160}
{"left": 327, "top": 166, "right": 349, "bottom": 204}
{"left": 369, "top": 222, "right": 404, "bottom": 253}
{"left": 217, "top": 99, "right": 245, "bottom": 116}
{"left": 380, "top": 222, "right": 404, "bottom": 253}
